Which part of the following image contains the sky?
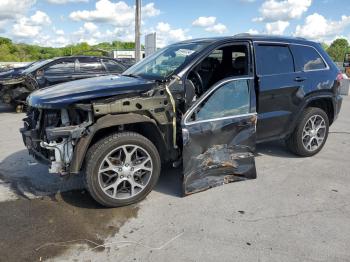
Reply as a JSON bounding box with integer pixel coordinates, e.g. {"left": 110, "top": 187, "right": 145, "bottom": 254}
{"left": 0, "top": 0, "right": 350, "bottom": 48}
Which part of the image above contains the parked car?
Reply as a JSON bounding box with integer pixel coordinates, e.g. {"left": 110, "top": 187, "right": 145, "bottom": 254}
{"left": 20, "top": 34, "right": 343, "bottom": 207}
{"left": 0, "top": 56, "right": 127, "bottom": 110}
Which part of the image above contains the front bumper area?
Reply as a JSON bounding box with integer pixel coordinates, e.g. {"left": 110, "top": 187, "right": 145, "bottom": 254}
{"left": 20, "top": 128, "right": 51, "bottom": 165}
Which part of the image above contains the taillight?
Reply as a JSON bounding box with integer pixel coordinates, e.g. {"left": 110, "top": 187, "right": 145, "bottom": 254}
{"left": 337, "top": 72, "right": 343, "bottom": 82}
{"left": 335, "top": 72, "right": 343, "bottom": 95}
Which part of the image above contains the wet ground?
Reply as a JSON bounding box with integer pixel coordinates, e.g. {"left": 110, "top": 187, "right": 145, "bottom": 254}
{"left": 0, "top": 98, "right": 350, "bottom": 261}
{"left": 0, "top": 190, "right": 139, "bottom": 262}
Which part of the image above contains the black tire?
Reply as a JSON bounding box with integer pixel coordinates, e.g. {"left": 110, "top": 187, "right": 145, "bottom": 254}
{"left": 85, "top": 132, "right": 161, "bottom": 207}
{"left": 286, "top": 107, "right": 329, "bottom": 157}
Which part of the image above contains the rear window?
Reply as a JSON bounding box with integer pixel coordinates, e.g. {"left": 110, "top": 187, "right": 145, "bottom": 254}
{"left": 255, "top": 45, "right": 294, "bottom": 75}
{"left": 78, "top": 58, "right": 104, "bottom": 73}
{"left": 102, "top": 59, "right": 125, "bottom": 73}
{"left": 291, "top": 45, "right": 327, "bottom": 71}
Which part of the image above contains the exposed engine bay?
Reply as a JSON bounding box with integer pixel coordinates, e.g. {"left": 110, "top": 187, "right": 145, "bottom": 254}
{"left": 20, "top": 82, "right": 183, "bottom": 175}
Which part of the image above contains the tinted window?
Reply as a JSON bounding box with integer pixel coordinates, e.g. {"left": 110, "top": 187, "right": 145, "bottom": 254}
{"left": 78, "top": 58, "right": 104, "bottom": 73}
{"left": 291, "top": 45, "right": 327, "bottom": 71}
{"left": 45, "top": 60, "right": 75, "bottom": 74}
{"left": 256, "top": 45, "right": 294, "bottom": 75}
{"left": 102, "top": 59, "right": 125, "bottom": 73}
{"left": 189, "top": 79, "right": 250, "bottom": 122}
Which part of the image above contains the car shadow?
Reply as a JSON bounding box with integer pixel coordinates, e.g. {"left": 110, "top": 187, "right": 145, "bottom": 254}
{"left": 0, "top": 149, "right": 85, "bottom": 202}
{"left": 154, "top": 166, "right": 183, "bottom": 197}
{"left": 256, "top": 139, "right": 300, "bottom": 159}
{"left": 0, "top": 140, "right": 298, "bottom": 203}
{"left": 0, "top": 103, "right": 15, "bottom": 113}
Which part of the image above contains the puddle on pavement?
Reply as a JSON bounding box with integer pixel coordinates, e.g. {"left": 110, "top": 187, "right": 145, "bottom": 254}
{"left": 0, "top": 190, "right": 139, "bottom": 262}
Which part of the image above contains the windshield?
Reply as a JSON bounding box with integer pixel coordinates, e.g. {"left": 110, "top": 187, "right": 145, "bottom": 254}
{"left": 123, "top": 42, "right": 207, "bottom": 80}
{"left": 22, "top": 59, "right": 53, "bottom": 74}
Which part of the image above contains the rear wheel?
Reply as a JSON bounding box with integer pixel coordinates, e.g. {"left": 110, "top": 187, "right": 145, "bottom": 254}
{"left": 85, "top": 132, "right": 161, "bottom": 207}
{"left": 286, "top": 107, "right": 329, "bottom": 157}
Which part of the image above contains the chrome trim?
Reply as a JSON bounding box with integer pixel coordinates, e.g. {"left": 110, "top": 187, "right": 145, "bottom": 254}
{"left": 185, "top": 112, "right": 257, "bottom": 126}
{"left": 253, "top": 41, "right": 330, "bottom": 74}
{"left": 183, "top": 77, "right": 254, "bottom": 125}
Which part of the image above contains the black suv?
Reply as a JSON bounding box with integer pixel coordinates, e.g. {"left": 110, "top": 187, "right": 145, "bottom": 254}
{"left": 20, "top": 34, "right": 343, "bottom": 207}
{"left": 0, "top": 56, "right": 126, "bottom": 110}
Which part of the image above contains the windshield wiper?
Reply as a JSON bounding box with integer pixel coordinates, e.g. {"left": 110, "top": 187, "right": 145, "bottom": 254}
{"left": 123, "top": 73, "right": 139, "bottom": 78}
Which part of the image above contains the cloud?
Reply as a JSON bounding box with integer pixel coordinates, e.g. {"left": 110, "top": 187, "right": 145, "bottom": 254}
{"left": 31, "top": 11, "right": 51, "bottom": 25}
{"left": 294, "top": 13, "right": 350, "bottom": 41}
{"left": 192, "top": 16, "right": 228, "bottom": 34}
{"left": 265, "top": 20, "right": 290, "bottom": 35}
{"left": 12, "top": 18, "right": 41, "bottom": 38}
{"left": 83, "top": 22, "right": 98, "bottom": 32}
{"left": 47, "top": 0, "right": 88, "bottom": 4}
{"left": 192, "top": 16, "right": 216, "bottom": 27}
{"left": 69, "top": 0, "right": 160, "bottom": 26}
{"left": 246, "top": 29, "right": 259, "bottom": 34}
{"left": 0, "top": 0, "right": 36, "bottom": 20}
{"left": 55, "top": 29, "right": 65, "bottom": 35}
{"left": 154, "top": 22, "right": 191, "bottom": 47}
{"left": 11, "top": 11, "right": 51, "bottom": 38}
{"left": 205, "top": 23, "right": 228, "bottom": 34}
{"left": 254, "top": 0, "right": 312, "bottom": 22}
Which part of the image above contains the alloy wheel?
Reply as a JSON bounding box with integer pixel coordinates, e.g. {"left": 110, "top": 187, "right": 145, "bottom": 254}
{"left": 302, "top": 114, "right": 327, "bottom": 152}
{"left": 98, "top": 144, "right": 153, "bottom": 199}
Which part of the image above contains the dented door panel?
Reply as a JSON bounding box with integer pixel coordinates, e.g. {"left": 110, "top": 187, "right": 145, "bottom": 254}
{"left": 182, "top": 78, "right": 257, "bottom": 195}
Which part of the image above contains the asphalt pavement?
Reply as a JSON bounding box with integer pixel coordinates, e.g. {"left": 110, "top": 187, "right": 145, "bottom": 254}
{"left": 0, "top": 98, "right": 349, "bottom": 262}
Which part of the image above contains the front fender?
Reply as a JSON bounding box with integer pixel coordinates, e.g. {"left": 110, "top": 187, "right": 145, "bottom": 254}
{"left": 69, "top": 113, "right": 161, "bottom": 174}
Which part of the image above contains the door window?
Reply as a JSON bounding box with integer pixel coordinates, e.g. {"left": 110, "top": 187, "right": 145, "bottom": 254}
{"left": 78, "top": 58, "right": 104, "bottom": 73}
{"left": 290, "top": 45, "right": 327, "bottom": 71}
{"left": 102, "top": 59, "right": 125, "bottom": 73}
{"left": 188, "top": 79, "right": 250, "bottom": 123}
{"left": 255, "top": 45, "right": 294, "bottom": 75}
{"left": 45, "top": 60, "right": 75, "bottom": 74}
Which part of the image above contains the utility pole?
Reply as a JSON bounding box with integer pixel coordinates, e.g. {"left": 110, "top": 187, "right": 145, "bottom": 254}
{"left": 135, "top": 0, "right": 141, "bottom": 62}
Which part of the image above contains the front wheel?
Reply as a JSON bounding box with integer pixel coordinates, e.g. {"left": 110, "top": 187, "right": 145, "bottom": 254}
{"left": 286, "top": 107, "right": 329, "bottom": 157}
{"left": 85, "top": 132, "right": 161, "bottom": 207}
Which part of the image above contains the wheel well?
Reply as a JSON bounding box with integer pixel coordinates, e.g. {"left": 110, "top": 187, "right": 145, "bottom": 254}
{"left": 90, "top": 122, "right": 168, "bottom": 162}
{"left": 307, "top": 98, "right": 334, "bottom": 125}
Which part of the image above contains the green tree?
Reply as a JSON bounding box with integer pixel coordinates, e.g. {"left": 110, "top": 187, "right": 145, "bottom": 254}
{"left": 327, "top": 38, "right": 349, "bottom": 62}
{"left": 321, "top": 42, "right": 329, "bottom": 51}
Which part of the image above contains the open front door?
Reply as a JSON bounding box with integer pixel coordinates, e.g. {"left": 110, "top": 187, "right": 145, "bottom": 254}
{"left": 182, "top": 77, "right": 257, "bottom": 195}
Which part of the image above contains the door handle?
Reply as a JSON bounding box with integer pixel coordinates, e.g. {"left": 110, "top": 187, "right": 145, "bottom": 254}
{"left": 294, "top": 76, "right": 307, "bottom": 82}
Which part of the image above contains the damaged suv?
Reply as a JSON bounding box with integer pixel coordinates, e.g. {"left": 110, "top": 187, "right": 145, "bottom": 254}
{"left": 21, "top": 35, "right": 343, "bottom": 207}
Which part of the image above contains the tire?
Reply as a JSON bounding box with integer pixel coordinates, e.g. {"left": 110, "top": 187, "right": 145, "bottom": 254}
{"left": 85, "top": 132, "right": 161, "bottom": 207}
{"left": 286, "top": 107, "right": 329, "bottom": 157}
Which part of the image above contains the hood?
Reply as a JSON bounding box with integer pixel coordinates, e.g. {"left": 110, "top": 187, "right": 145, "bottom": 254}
{"left": 27, "top": 75, "right": 156, "bottom": 109}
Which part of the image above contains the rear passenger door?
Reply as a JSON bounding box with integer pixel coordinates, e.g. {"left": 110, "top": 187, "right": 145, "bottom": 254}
{"left": 73, "top": 57, "right": 107, "bottom": 81}
{"left": 254, "top": 43, "right": 302, "bottom": 141}
{"left": 290, "top": 44, "right": 331, "bottom": 97}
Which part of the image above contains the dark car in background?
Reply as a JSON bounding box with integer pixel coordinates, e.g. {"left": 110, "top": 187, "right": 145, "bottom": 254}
{"left": 0, "top": 56, "right": 127, "bottom": 111}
